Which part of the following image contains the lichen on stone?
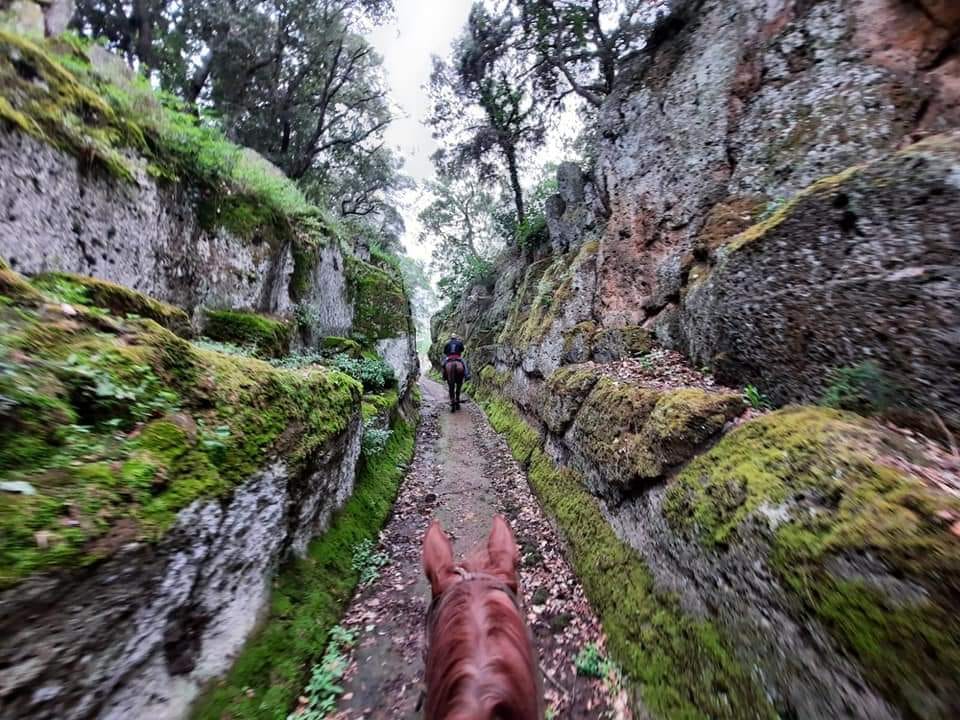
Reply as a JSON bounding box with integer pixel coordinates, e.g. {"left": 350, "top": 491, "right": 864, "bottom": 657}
{"left": 344, "top": 254, "right": 410, "bottom": 343}
{"left": 570, "top": 376, "right": 744, "bottom": 493}
{"left": 664, "top": 406, "right": 960, "bottom": 717}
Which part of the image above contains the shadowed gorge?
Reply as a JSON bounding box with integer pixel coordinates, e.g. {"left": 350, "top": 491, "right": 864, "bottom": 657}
{"left": 1, "top": 0, "right": 959, "bottom": 719}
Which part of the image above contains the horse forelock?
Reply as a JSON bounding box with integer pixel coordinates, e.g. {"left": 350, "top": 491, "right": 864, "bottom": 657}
{"left": 425, "top": 579, "right": 541, "bottom": 720}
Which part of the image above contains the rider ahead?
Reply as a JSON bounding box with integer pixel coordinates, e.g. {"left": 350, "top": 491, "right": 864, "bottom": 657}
{"left": 442, "top": 334, "right": 471, "bottom": 380}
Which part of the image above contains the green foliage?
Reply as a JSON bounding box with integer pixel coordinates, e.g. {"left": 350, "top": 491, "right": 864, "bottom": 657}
{"left": 332, "top": 354, "right": 394, "bottom": 392}
{"left": 287, "top": 625, "right": 357, "bottom": 720}
{"left": 361, "top": 422, "right": 392, "bottom": 458}
{"left": 742, "top": 384, "right": 771, "bottom": 410}
{"left": 59, "top": 350, "right": 180, "bottom": 427}
{"left": 351, "top": 537, "right": 389, "bottom": 586}
{"left": 191, "top": 415, "right": 415, "bottom": 720}
{"left": 515, "top": 212, "right": 548, "bottom": 248}
{"left": 191, "top": 339, "right": 256, "bottom": 358}
{"left": 0, "top": 31, "right": 317, "bottom": 218}
{"left": 203, "top": 310, "right": 291, "bottom": 359}
{"left": 0, "top": 271, "right": 361, "bottom": 587}
{"left": 821, "top": 361, "right": 896, "bottom": 415}
{"left": 574, "top": 643, "right": 615, "bottom": 679}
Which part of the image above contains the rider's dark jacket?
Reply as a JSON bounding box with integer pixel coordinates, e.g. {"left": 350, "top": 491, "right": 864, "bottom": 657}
{"left": 443, "top": 339, "right": 465, "bottom": 356}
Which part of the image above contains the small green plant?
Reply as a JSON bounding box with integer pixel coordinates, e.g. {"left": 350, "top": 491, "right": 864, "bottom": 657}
{"left": 60, "top": 351, "right": 179, "bottom": 427}
{"left": 574, "top": 643, "right": 615, "bottom": 679}
{"left": 361, "top": 422, "right": 392, "bottom": 459}
{"left": 331, "top": 354, "right": 395, "bottom": 392}
{"left": 197, "top": 420, "right": 231, "bottom": 466}
{"left": 743, "top": 384, "right": 771, "bottom": 410}
{"left": 351, "top": 538, "right": 389, "bottom": 586}
{"left": 287, "top": 625, "right": 358, "bottom": 720}
{"left": 821, "top": 361, "right": 896, "bottom": 414}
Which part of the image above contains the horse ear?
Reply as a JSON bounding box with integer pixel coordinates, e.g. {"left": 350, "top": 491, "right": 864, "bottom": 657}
{"left": 486, "top": 515, "right": 520, "bottom": 593}
{"left": 423, "top": 520, "right": 457, "bottom": 597}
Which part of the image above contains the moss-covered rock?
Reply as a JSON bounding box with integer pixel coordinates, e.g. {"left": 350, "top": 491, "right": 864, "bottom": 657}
{"left": 203, "top": 309, "right": 291, "bottom": 359}
{"left": 322, "top": 335, "right": 362, "bottom": 358}
{"left": 591, "top": 325, "right": 653, "bottom": 363}
{"left": 665, "top": 407, "right": 960, "bottom": 718}
{"left": 31, "top": 272, "right": 192, "bottom": 336}
{"left": 539, "top": 364, "right": 600, "bottom": 433}
{"left": 570, "top": 376, "right": 744, "bottom": 494}
{"left": 471, "top": 383, "right": 775, "bottom": 719}
{"left": 191, "top": 410, "right": 416, "bottom": 720}
{"left": 0, "top": 268, "right": 361, "bottom": 588}
{"left": 345, "top": 255, "right": 410, "bottom": 342}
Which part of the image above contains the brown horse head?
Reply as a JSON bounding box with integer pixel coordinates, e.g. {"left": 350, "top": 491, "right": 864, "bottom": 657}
{"left": 422, "top": 516, "right": 543, "bottom": 720}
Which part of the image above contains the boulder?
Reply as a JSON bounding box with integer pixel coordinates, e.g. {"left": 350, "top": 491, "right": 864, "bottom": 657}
{"left": 681, "top": 133, "right": 960, "bottom": 428}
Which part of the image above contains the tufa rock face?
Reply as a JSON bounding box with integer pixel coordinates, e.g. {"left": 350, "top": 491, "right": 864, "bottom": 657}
{"left": 680, "top": 133, "right": 960, "bottom": 427}
{"left": 595, "top": 0, "right": 960, "bottom": 328}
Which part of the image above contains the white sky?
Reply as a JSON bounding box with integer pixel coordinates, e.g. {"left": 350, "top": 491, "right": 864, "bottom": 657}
{"left": 368, "top": 0, "right": 475, "bottom": 265}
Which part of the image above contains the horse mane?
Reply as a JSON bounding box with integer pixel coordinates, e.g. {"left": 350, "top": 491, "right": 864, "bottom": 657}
{"left": 424, "top": 557, "right": 541, "bottom": 720}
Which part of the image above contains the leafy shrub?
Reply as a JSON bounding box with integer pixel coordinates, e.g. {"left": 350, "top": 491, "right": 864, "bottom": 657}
{"left": 361, "top": 423, "right": 392, "bottom": 459}
{"left": 269, "top": 351, "right": 326, "bottom": 370}
{"left": 515, "top": 213, "right": 549, "bottom": 248}
{"left": 351, "top": 538, "right": 389, "bottom": 586}
{"left": 743, "top": 384, "right": 771, "bottom": 410}
{"left": 331, "top": 354, "right": 395, "bottom": 392}
{"left": 822, "top": 361, "right": 895, "bottom": 414}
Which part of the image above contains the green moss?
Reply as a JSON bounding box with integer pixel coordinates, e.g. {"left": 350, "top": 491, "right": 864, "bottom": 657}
{"left": 361, "top": 388, "right": 399, "bottom": 422}
{"left": 665, "top": 407, "right": 960, "bottom": 717}
{"left": 725, "top": 166, "right": 861, "bottom": 252}
{"left": 591, "top": 325, "right": 653, "bottom": 361}
{"left": 344, "top": 255, "right": 410, "bottom": 342}
{"left": 471, "top": 382, "right": 774, "bottom": 719}
{"left": 569, "top": 377, "right": 743, "bottom": 491}
{"left": 0, "top": 267, "right": 362, "bottom": 587}
{"left": 203, "top": 309, "right": 291, "bottom": 359}
{"left": 322, "top": 335, "right": 362, "bottom": 357}
{"left": 190, "top": 412, "right": 417, "bottom": 720}
{"left": 31, "top": 272, "right": 191, "bottom": 336}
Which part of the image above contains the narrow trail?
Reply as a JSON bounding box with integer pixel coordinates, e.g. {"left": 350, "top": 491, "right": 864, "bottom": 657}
{"left": 334, "top": 377, "right": 629, "bottom": 719}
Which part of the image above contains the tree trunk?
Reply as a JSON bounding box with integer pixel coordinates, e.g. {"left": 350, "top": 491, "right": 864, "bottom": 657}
{"left": 505, "top": 144, "right": 525, "bottom": 226}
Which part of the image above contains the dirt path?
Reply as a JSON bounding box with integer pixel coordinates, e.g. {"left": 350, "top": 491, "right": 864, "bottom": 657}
{"left": 334, "top": 377, "right": 629, "bottom": 719}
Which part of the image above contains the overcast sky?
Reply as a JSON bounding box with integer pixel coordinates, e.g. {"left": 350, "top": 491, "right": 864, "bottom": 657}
{"left": 368, "top": 0, "right": 474, "bottom": 265}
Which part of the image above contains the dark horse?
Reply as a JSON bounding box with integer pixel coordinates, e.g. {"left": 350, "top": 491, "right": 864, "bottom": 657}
{"left": 444, "top": 358, "right": 465, "bottom": 412}
{"left": 421, "top": 516, "right": 543, "bottom": 720}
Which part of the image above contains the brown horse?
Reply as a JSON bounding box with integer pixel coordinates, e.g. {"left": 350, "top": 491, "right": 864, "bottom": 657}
{"left": 421, "top": 516, "right": 543, "bottom": 720}
{"left": 445, "top": 358, "right": 465, "bottom": 412}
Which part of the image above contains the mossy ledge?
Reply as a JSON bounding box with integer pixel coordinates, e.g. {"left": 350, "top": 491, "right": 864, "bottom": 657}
{"left": 203, "top": 309, "right": 292, "bottom": 359}
{"left": 190, "top": 403, "right": 416, "bottom": 720}
{"left": 31, "top": 271, "right": 192, "bottom": 336}
{"left": 665, "top": 407, "right": 960, "bottom": 718}
{"left": 470, "top": 380, "right": 775, "bottom": 719}
{"left": 0, "top": 266, "right": 361, "bottom": 588}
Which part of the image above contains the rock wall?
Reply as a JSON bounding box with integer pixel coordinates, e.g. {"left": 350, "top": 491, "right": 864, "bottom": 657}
{"left": 0, "top": 432, "right": 361, "bottom": 720}
{"left": 0, "top": 28, "right": 419, "bottom": 720}
{"left": 431, "top": 0, "right": 960, "bottom": 716}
